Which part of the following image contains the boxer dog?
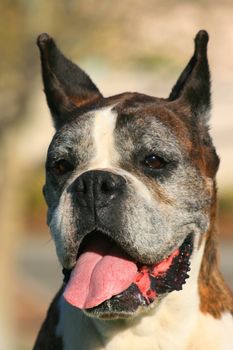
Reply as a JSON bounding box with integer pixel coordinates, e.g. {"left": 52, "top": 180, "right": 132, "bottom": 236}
{"left": 34, "top": 30, "right": 233, "bottom": 349}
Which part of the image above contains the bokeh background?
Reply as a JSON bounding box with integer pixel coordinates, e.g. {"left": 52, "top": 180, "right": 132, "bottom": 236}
{"left": 0, "top": 1, "right": 233, "bottom": 349}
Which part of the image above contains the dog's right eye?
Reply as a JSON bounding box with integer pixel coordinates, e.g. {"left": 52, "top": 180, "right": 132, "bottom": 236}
{"left": 51, "top": 159, "right": 74, "bottom": 175}
{"left": 143, "top": 155, "right": 167, "bottom": 170}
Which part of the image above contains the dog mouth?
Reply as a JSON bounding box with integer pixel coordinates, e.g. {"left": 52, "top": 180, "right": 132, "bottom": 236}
{"left": 62, "top": 231, "right": 193, "bottom": 316}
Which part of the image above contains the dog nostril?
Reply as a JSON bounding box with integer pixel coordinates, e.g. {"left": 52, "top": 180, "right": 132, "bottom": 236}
{"left": 101, "top": 179, "right": 116, "bottom": 193}
{"left": 100, "top": 175, "right": 126, "bottom": 194}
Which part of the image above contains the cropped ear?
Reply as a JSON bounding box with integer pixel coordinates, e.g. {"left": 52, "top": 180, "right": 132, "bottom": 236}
{"left": 37, "top": 33, "right": 103, "bottom": 129}
{"left": 169, "top": 30, "right": 210, "bottom": 122}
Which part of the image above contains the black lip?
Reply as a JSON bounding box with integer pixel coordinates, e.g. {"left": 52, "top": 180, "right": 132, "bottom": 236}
{"left": 150, "top": 233, "right": 193, "bottom": 294}
{"left": 62, "top": 267, "right": 72, "bottom": 284}
{"left": 84, "top": 284, "right": 147, "bottom": 319}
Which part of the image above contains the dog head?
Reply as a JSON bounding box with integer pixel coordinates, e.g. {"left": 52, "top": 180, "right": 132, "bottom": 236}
{"left": 37, "top": 31, "right": 219, "bottom": 319}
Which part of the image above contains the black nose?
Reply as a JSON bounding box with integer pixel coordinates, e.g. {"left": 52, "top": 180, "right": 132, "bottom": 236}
{"left": 73, "top": 170, "right": 126, "bottom": 208}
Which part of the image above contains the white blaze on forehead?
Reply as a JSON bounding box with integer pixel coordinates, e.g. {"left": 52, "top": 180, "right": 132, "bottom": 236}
{"left": 85, "top": 106, "right": 153, "bottom": 203}
{"left": 89, "top": 106, "right": 118, "bottom": 168}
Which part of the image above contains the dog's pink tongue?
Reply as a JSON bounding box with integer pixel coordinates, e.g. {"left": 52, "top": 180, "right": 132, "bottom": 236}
{"left": 63, "top": 237, "right": 137, "bottom": 309}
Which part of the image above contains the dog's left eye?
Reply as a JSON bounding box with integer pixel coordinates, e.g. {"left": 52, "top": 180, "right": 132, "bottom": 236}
{"left": 52, "top": 159, "right": 74, "bottom": 175}
{"left": 143, "top": 155, "right": 167, "bottom": 170}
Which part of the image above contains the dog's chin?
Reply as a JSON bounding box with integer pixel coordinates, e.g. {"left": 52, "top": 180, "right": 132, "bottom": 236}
{"left": 62, "top": 232, "right": 193, "bottom": 320}
{"left": 83, "top": 285, "right": 162, "bottom": 320}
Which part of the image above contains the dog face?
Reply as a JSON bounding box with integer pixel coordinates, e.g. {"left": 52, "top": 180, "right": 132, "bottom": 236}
{"left": 38, "top": 31, "right": 219, "bottom": 319}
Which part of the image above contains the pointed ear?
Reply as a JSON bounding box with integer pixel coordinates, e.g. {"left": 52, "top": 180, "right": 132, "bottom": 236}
{"left": 169, "top": 30, "right": 210, "bottom": 122}
{"left": 37, "top": 33, "right": 103, "bottom": 129}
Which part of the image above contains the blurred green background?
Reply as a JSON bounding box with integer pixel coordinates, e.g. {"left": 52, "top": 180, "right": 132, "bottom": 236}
{"left": 0, "top": 1, "right": 233, "bottom": 349}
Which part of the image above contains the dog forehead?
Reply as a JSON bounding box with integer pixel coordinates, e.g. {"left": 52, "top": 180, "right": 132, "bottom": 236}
{"left": 49, "top": 92, "right": 192, "bottom": 157}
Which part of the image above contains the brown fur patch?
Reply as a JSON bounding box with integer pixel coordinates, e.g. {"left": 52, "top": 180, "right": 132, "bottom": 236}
{"left": 70, "top": 93, "right": 101, "bottom": 108}
{"left": 168, "top": 100, "right": 219, "bottom": 178}
{"left": 199, "top": 189, "right": 233, "bottom": 319}
{"left": 33, "top": 287, "right": 63, "bottom": 349}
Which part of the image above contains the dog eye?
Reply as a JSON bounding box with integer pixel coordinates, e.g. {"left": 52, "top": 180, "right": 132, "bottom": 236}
{"left": 52, "top": 159, "right": 74, "bottom": 175}
{"left": 143, "top": 155, "right": 167, "bottom": 170}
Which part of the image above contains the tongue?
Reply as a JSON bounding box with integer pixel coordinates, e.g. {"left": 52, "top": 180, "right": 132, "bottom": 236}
{"left": 63, "top": 236, "right": 137, "bottom": 309}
